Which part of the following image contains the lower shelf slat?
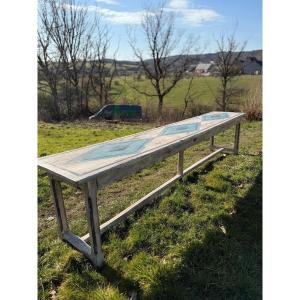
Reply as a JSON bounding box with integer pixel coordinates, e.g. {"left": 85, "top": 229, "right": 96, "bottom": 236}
{"left": 81, "top": 147, "right": 224, "bottom": 242}
{"left": 63, "top": 231, "right": 91, "bottom": 257}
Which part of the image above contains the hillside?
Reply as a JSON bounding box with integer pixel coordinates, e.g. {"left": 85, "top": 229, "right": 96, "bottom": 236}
{"left": 115, "top": 50, "right": 263, "bottom": 75}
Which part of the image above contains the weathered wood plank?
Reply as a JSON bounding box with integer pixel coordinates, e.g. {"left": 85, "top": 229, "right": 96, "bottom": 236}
{"left": 81, "top": 147, "right": 224, "bottom": 242}
{"left": 83, "top": 179, "right": 104, "bottom": 267}
{"left": 178, "top": 151, "right": 184, "bottom": 176}
{"left": 92, "top": 117, "right": 243, "bottom": 189}
{"left": 38, "top": 112, "right": 245, "bottom": 186}
{"left": 234, "top": 123, "right": 241, "bottom": 155}
{"left": 210, "top": 136, "right": 215, "bottom": 150}
{"left": 48, "top": 175, "right": 69, "bottom": 237}
{"left": 182, "top": 147, "right": 224, "bottom": 175}
{"left": 211, "top": 145, "right": 235, "bottom": 154}
{"left": 62, "top": 231, "right": 91, "bottom": 258}
{"left": 81, "top": 173, "right": 181, "bottom": 242}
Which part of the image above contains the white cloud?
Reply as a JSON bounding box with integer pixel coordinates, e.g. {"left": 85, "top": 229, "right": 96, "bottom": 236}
{"left": 96, "top": 0, "right": 119, "bottom": 5}
{"left": 181, "top": 8, "right": 220, "bottom": 26}
{"left": 79, "top": 5, "right": 143, "bottom": 24}
{"left": 167, "top": 1, "right": 220, "bottom": 26}
{"left": 98, "top": 8, "right": 144, "bottom": 24}
{"left": 68, "top": 1, "right": 220, "bottom": 26}
{"left": 168, "top": 0, "right": 188, "bottom": 9}
{"left": 97, "top": 6, "right": 220, "bottom": 27}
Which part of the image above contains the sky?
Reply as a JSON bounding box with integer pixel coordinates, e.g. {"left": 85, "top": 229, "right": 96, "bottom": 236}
{"left": 75, "top": 0, "right": 262, "bottom": 60}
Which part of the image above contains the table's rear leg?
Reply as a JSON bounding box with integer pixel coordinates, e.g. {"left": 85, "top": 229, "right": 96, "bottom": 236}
{"left": 48, "top": 175, "right": 69, "bottom": 238}
{"left": 83, "top": 179, "right": 104, "bottom": 268}
{"left": 233, "top": 123, "right": 241, "bottom": 155}
{"left": 178, "top": 151, "right": 184, "bottom": 176}
{"left": 210, "top": 136, "right": 215, "bottom": 151}
{"left": 208, "top": 123, "right": 241, "bottom": 154}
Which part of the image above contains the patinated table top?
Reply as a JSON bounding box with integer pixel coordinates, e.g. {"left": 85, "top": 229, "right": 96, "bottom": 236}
{"left": 38, "top": 112, "right": 244, "bottom": 185}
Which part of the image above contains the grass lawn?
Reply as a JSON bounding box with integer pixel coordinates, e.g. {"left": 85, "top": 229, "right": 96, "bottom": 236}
{"left": 38, "top": 120, "right": 262, "bottom": 300}
{"left": 87, "top": 75, "right": 262, "bottom": 111}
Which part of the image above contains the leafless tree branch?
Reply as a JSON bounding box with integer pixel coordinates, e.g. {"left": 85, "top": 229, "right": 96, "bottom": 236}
{"left": 215, "top": 32, "right": 246, "bottom": 111}
{"left": 128, "top": 3, "right": 196, "bottom": 119}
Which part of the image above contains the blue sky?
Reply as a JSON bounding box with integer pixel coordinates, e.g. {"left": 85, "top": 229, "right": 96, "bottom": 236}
{"left": 79, "top": 0, "right": 262, "bottom": 60}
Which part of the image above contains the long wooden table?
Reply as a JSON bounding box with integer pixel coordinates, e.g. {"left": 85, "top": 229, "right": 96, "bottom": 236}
{"left": 38, "top": 111, "right": 245, "bottom": 267}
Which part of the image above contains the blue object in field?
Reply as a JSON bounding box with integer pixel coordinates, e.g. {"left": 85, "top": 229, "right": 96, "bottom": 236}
{"left": 161, "top": 123, "right": 200, "bottom": 135}
{"left": 89, "top": 104, "right": 142, "bottom": 121}
{"left": 201, "top": 112, "right": 229, "bottom": 121}
{"left": 76, "top": 139, "right": 149, "bottom": 161}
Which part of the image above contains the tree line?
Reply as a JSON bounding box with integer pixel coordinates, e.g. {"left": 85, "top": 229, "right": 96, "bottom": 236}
{"left": 38, "top": 0, "right": 116, "bottom": 120}
{"left": 38, "top": 0, "right": 246, "bottom": 122}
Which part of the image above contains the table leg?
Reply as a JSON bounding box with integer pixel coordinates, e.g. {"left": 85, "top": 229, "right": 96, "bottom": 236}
{"left": 48, "top": 175, "right": 69, "bottom": 238}
{"left": 178, "top": 151, "right": 184, "bottom": 176}
{"left": 233, "top": 123, "right": 241, "bottom": 155}
{"left": 210, "top": 136, "right": 215, "bottom": 150}
{"left": 83, "top": 179, "right": 104, "bottom": 268}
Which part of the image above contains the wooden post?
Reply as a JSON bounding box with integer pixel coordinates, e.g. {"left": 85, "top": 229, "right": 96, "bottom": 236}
{"left": 48, "top": 175, "right": 69, "bottom": 238}
{"left": 83, "top": 179, "right": 104, "bottom": 268}
{"left": 178, "top": 151, "right": 184, "bottom": 176}
{"left": 233, "top": 123, "right": 241, "bottom": 155}
{"left": 210, "top": 136, "right": 215, "bottom": 150}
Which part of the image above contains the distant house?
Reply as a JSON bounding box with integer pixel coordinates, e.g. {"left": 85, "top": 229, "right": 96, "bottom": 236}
{"left": 241, "top": 57, "right": 262, "bottom": 75}
{"left": 187, "top": 55, "right": 262, "bottom": 77}
{"left": 194, "top": 61, "right": 215, "bottom": 76}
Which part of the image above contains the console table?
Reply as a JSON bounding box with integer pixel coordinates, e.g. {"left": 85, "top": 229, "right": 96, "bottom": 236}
{"left": 38, "top": 111, "right": 245, "bottom": 267}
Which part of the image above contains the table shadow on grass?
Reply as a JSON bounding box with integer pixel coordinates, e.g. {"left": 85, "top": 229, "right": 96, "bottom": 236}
{"left": 98, "top": 162, "right": 261, "bottom": 299}
{"left": 141, "top": 171, "right": 262, "bottom": 300}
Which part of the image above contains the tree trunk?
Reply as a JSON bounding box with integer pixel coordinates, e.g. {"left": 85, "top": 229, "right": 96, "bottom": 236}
{"left": 84, "top": 76, "right": 91, "bottom": 115}
{"left": 99, "top": 83, "right": 104, "bottom": 107}
{"left": 85, "top": 90, "right": 89, "bottom": 114}
{"left": 50, "top": 86, "right": 61, "bottom": 121}
{"left": 158, "top": 95, "right": 163, "bottom": 120}
{"left": 74, "top": 84, "right": 81, "bottom": 115}
{"left": 222, "top": 89, "right": 227, "bottom": 111}
{"left": 101, "top": 89, "right": 105, "bottom": 106}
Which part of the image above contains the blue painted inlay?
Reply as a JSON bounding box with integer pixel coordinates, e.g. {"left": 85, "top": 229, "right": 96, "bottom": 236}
{"left": 201, "top": 112, "right": 229, "bottom": 121}
{"left": 76, "top": 139, "right": 149, "bottom": 161}
{"left": 161, "top": 123, "right": 200, "bottom": 136}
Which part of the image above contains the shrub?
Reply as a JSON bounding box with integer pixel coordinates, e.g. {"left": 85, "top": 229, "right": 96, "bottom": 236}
{"left": 143, "top": 99, "right": 212, "bottom": 123}
{"left": 186, "top": 100, "right": 211, "bottom": 118}
{"left": 143, "top": 102, "right": 182, "bottom": 123}
{"left": 242, "top": 86, "right": 262, "bottom": 121}
{"left": 38, "top": 93, "right": 58, "bottom": 122}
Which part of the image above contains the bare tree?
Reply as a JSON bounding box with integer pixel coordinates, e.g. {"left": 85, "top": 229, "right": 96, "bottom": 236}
{"left": 129, "top": 3, "right": 195, "bottom": 120}
{"left": 45, "top": 0, "right": 95, "bottom": 115}
{"left": 80, "top": 51, "right": 94, "bottom": 113}
{"left": 181, "top": 75, "right": 198, "bottom": 118}
{"left": 90, "top": 26, "right": 117, "bottom": 108}
{"left": 38, "top": 0, "right": 118, "bottom": 119}
{"left": 38, "top": 1, "right": 63, "bottom": 120}
{"left": 215, "top": 33, "right": 246, "bottom": 111}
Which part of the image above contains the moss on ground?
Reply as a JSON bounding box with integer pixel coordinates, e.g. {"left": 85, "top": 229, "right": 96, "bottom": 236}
{"left": 38, "top": 121, "right": 262, "bottom": 300}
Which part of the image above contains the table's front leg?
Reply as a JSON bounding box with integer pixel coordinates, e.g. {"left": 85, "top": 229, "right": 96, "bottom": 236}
{"left": 48, "top": 175, "right": 69, "bottom": 238}
{"left": 83, "top": 179, "right": 104, "bottom": 268}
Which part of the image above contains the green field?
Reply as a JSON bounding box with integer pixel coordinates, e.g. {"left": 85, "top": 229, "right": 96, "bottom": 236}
{"left": 38, "top": 121, "right": 262, "bottom": 299}
{"left": 87, "top": 75, "right": 262, "bottom": 112}
{"left": 38, "top": 75, "right": 262, "bottom": 122}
